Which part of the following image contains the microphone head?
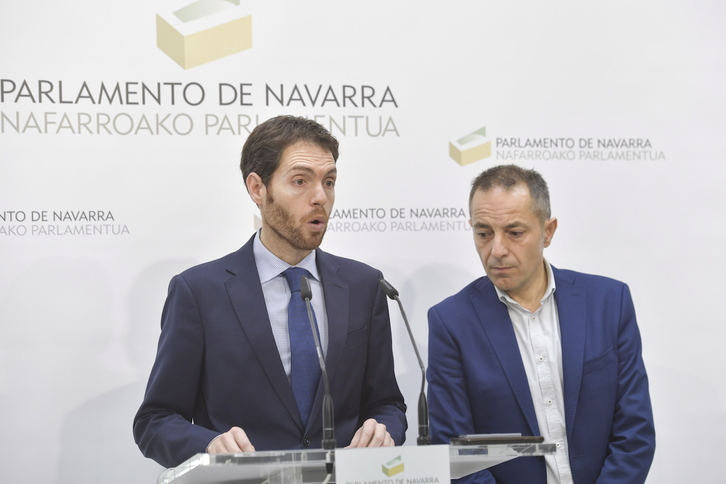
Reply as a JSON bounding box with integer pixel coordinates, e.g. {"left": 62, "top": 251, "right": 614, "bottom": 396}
{"left": 378, "top": 278, "right": 399, "bottom": 300}
{"left": 300, "top": 276, "right": 313, "bottom": 300}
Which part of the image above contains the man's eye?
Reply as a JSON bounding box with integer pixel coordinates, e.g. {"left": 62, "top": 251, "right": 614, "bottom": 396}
{"left": 293, "top": 179, "right": 304, "bottom": 186}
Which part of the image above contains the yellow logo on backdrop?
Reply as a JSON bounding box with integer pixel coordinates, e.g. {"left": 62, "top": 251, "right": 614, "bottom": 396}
{"left": 382, "top": 455, "right": 404, "bottom": 477}
{"left": 156, "top": 0, "right": 252, "bottom": 69}
{"left": 449, "top": 126, "right": 491, "bottom": 166}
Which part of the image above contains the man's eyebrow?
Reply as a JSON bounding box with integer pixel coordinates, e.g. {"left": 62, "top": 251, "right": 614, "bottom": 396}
{"left": 286, "top": 165, "right": 338, "bottom": 177}
{"left": 471, "top": 221, "right": 527, "bottom": 229}
{"left": 286, "top": 164, "right": 314, "bottom": 175}
{"left": 471, "top": 221, "right": 491, "bottom": 229}
{"left": 504, "top": 221, "right": 527, "bottom": 229}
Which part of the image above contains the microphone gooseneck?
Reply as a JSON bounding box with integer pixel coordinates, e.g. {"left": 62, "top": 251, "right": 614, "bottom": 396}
{"left": 378, "top": 278, "right": 431, "bottom": 445}
{"left": 299, "top": 276, "right": 336, "bottom": 458}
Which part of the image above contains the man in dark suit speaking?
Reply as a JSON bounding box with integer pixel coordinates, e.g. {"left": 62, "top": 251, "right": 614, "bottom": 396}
{"left": 133, "top": 115, "right": 407, "bottom": 468}
{"left": 427, "top": 165, "right": 654, "bottom": 483}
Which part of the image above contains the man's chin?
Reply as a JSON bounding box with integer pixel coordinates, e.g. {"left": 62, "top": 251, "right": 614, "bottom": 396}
{"left": 492, "top": 283, "right": 511, "bottom": 293}
{"left": 298, "top": 231, "right": 326, "bottom": 251}
{"left": 488, "top": 275, "right": 515, "bottom": 292}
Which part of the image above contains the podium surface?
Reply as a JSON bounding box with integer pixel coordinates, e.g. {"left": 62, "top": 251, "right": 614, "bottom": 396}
{"left": 157, "top": 442, "right": 556, "bottom": 484}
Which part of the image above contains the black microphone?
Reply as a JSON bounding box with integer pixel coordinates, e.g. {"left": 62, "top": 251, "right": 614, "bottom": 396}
{"left": 300, "top": 276, "right": 336, "bottom": 461}
{"left": 378, "top": 278, "right": 431, "bottom": 445}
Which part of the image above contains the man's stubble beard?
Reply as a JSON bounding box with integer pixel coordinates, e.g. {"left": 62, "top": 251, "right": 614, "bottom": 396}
{"left": 264, "top": 191, "right": 328, "bottom": 252}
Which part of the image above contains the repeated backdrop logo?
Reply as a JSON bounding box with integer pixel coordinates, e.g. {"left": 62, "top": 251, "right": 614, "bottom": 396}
{"left": 0, "top": 0, "right": 400, "bottom": 139}
{"left": 0, "top": 1, "right": 401, "bottom": 240}
{"left": 449, "top": 127, "right": 491, "bottom": 166}
{"left": 0, "top": 210, "right": 128, "bottom": 238}
{"left": 448, "top": 125, "right": 666, "bottom": 165}
{"left": 0, "top": 5, "right": 667, "bottom": 240}
{"left": 157, "top": 0, "right": 252, "bottom": 69}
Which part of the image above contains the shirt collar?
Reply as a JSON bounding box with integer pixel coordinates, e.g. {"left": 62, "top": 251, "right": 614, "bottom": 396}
{"left": 495, "top": 259, "right": 557, "bottom": 307}
{"left": 253, "top": 230, "right": 320, "bottom": 283}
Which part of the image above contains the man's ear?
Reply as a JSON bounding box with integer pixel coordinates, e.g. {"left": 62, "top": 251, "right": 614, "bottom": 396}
{"left": 543, "top": 217, "right": 558, "bottom": 247}
{"left": 246, "top": 173, "right": 265, "bottom": 206}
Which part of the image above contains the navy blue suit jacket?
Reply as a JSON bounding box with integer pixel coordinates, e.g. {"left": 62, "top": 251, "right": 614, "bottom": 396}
{"left": 133, "top": 235, "right": 407, "bottom": 468}
{"left": 427, "top": 267, "right": 654, "bottom": 484}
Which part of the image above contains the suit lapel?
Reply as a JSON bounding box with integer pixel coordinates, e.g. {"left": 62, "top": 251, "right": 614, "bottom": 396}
{"left": 224, "top": 237, "right": 303, "bottom": 430}
{"left": 471, "top": 278, "right": 540, "bottom": 435}
{"left": 552, "top": 267, "right": 587, "bottom": 440}
{"left": 314, "top": 250, "right": 348, "bottom": 402}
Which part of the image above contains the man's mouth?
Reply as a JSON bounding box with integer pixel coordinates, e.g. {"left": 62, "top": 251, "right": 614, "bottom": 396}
{"left": 491, "top": 266, "right": 513, "bottom": 273}
{"left": 307, "top": 212, "right": 328, "bottom": 227}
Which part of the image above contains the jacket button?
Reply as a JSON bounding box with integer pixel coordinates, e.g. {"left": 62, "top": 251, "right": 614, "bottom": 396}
{"left": 303, "top": 435, "right": 311, "bottom": 447}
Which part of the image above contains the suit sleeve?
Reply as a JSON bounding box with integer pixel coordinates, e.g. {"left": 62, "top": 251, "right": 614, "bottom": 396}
{"left": 595, "top": 284, "right": 655, "bottom": 483}
{"left": 133, "top": 274, "right": 219, "bottom": 468}
{"left": 357, "top": 278, "right": 408, "bottom": 444}
{"left": 427, "top": 305, "right": 498, "bottom": 484}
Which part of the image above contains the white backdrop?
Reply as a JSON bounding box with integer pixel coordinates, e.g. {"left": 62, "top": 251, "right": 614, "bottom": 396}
{"left": 1, "top": 1, "right": 725, "bottom": 483}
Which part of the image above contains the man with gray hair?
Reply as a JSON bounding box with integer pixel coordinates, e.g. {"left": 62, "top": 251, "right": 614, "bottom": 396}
{"left": 427, "top": 164, "right": 655, "bottom": 483}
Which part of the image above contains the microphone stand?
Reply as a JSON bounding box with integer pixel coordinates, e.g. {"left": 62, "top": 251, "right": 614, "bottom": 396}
{"left": 300, "top": 276, "right": 336, "bottom": 479}
{"left": 378, "top": 278, "right": 431, "bottom": 445}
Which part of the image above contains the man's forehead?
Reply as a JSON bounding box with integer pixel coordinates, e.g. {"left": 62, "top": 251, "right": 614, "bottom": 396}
{"left": 474, "top": 183, "right": 531, "bottom": 199}
{"left": 280, "top": 140, "right": 335, "bottom": 159}
{"left": 470, "top": 192, "right": 540, "bottom": 225}
{"left": 276, "top": 143, "right": 336, "bottom": 171}
{"left": 471, "top": 185, "right": 535, "bottom": 209}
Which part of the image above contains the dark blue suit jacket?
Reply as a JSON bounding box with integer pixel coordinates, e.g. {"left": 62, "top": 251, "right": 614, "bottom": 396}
{"left": 427, "top": 267, "right": 655, "bottom": 484}
{"left": 133, "top": 235, "right": 407, "bottom": 468}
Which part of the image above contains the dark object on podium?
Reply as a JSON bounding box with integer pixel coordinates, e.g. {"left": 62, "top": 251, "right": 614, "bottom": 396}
{"left": 450, "top": 434, "right": 545, "bottom": 445}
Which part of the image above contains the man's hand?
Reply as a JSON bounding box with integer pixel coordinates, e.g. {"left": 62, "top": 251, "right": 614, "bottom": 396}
{"left": 206, "top": 426, "right": 256, "bottom": 454}
{"left": 346, "top": 418, "right": 394, "bottom": 448}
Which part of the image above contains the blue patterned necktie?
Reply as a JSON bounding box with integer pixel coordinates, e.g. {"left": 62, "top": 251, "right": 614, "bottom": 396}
{"left": 283, "top": 267, "right": 322, "bottom": 427}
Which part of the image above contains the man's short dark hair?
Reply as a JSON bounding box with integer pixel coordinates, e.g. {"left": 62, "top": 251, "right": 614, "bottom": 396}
{"left": 240, "top": 115, "right": 339, "bottom": 189}
{"left": 469, "top": 164, "right": 551, "bottom": 223}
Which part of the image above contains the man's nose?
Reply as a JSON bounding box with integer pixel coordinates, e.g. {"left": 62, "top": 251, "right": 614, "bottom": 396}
{"left": 310, "top": 183, "right": 330, "bottom": 206}
{"left": 490, "top": 234, "right": 509, "bottom": 258}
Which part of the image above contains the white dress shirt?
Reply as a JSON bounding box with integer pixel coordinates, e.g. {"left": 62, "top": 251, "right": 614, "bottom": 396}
{"left": 495, "top": 261, "right": 574, "bottom": 484}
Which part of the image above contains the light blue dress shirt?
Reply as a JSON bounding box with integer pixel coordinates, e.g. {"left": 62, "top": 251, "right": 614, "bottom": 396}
{"left": 252, "top": 231, "right": 329, "bottom": 381}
